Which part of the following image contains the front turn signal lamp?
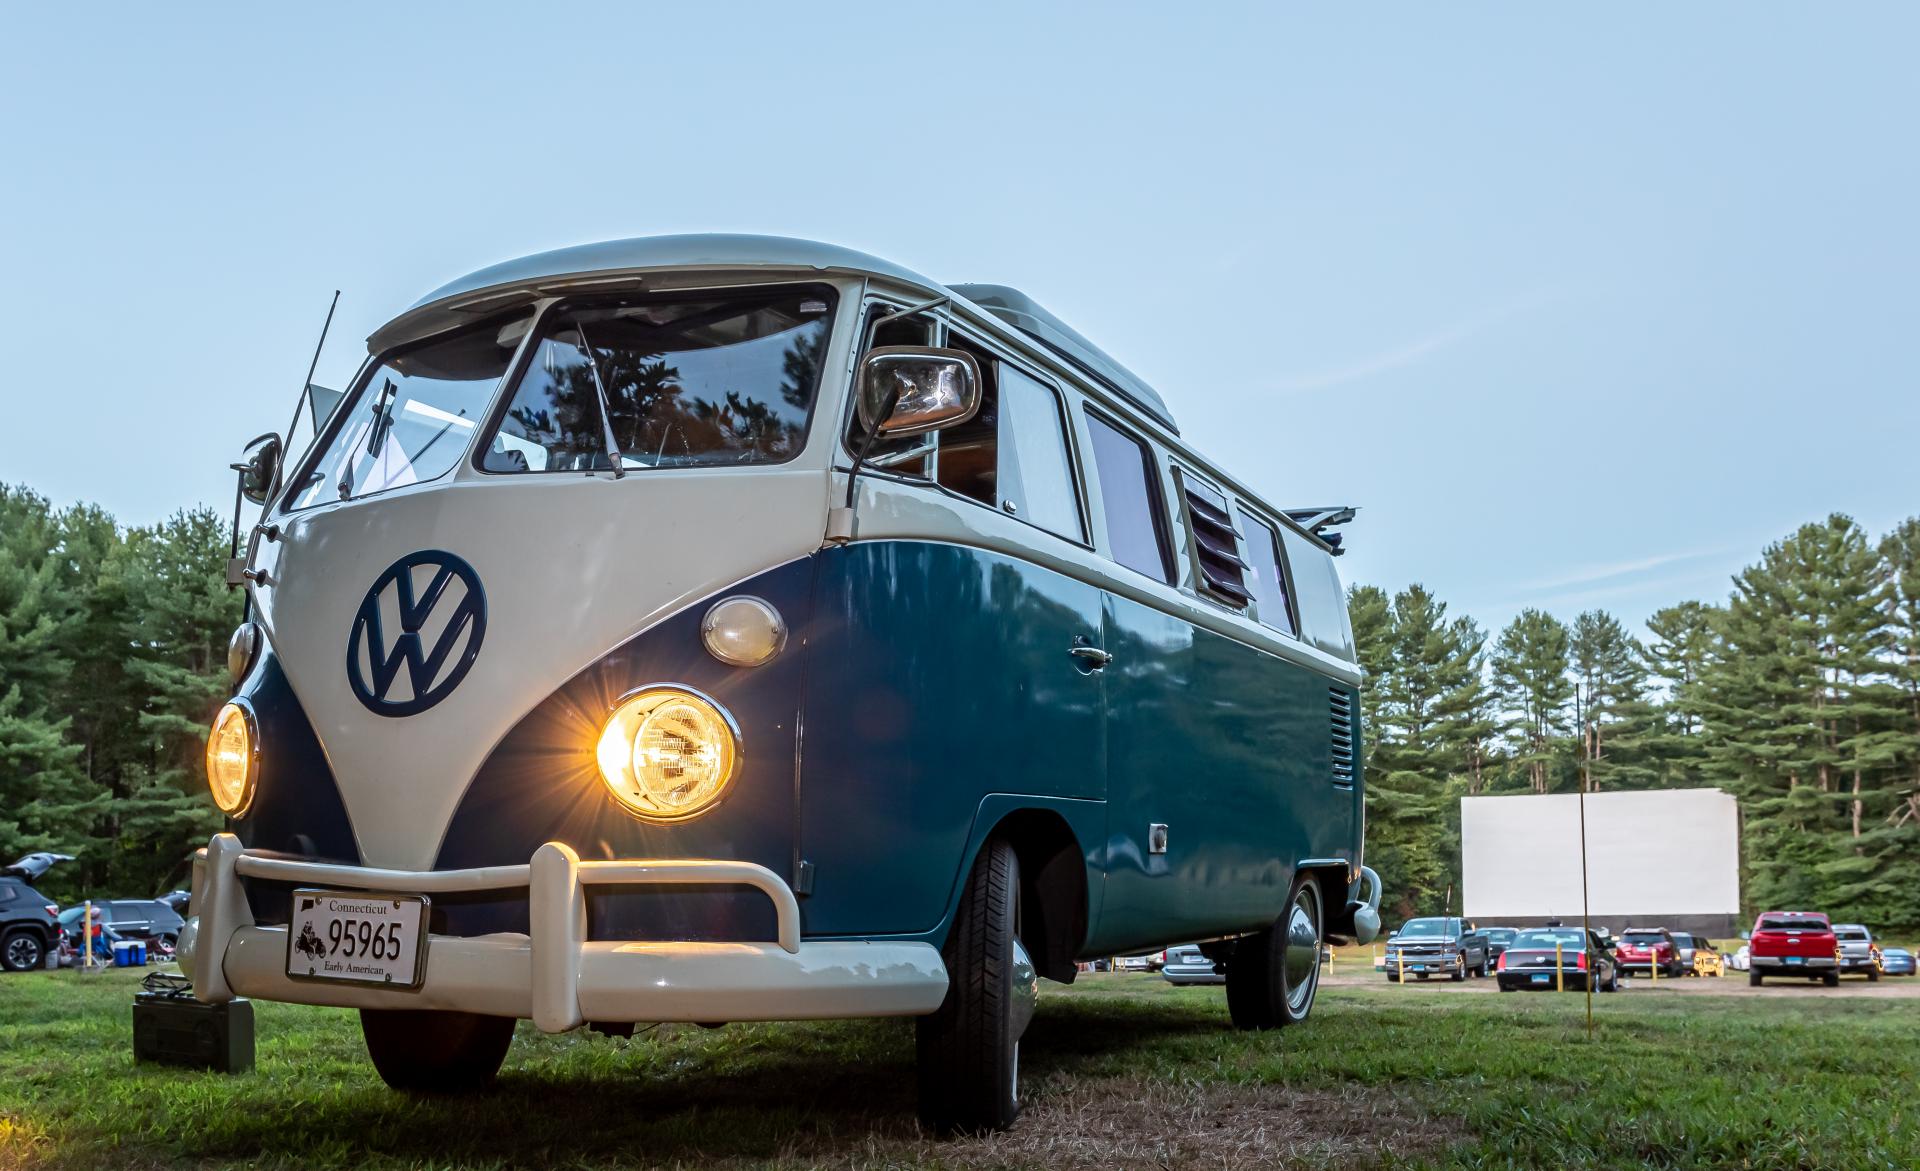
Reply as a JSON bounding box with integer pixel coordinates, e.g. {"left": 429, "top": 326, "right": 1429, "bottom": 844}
{"left": 595, "top": 687, "right": 739, "bottom": 822}
{"left": 205, "top": 701, "right": 258, "bottom": 816}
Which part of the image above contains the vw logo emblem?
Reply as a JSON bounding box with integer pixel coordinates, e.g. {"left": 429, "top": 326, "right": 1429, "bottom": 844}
{"left": 346, "top": 550, "right": 487, "bottom": 717}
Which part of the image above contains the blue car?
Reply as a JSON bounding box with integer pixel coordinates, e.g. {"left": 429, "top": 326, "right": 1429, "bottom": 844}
{"left": 1881, "top": 948, "right": 1916, "bottom": 976}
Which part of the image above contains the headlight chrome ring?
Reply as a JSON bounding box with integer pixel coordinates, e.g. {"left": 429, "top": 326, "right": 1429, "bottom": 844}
{"left": 205, "top": 700, "right": 259, "bottom": 817}
{"left": 595, "top": 685, "right": 740, "bottom": 822}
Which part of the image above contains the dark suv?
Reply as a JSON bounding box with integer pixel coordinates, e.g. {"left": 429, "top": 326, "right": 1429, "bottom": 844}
{"left": 1, "top": 854, "right": 69, "bottom": 972}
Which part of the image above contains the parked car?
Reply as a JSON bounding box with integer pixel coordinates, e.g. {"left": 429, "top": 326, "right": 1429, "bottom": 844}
{"left": 1747, "top": 911, "right": 1840, "bottom": 987}
{"left": 1613, "top": 928, "right": 1686, "bottom": 978}
{"left": 1681, "top": 935, "right": 1725, "bottom": 977}
{"left": 1382, "top": 917, "right": 1492, "bottom": 982}
{"left": 58, "top": 899, "right": 185, "bottom": 954}
{"left": 1495, "top": 926, "right": 1619, "bottom": 992}
{"left": 1880, "top": 948, "right": 1916, "bottom": 976}
{"left": 1830, "top": 924, "right": 1881, "bottom": 981}
{"left": 1, "top": 854, "right": 70, "bottom": 972}
{"left": 1161, "top": 944, "right": 1227, "bottom": 986}
{"left": 1482, "top": 927, "right": 1519, "bottom": 959}
{"left": 1727, "top": 944, "right": 1751, "bottom": 972}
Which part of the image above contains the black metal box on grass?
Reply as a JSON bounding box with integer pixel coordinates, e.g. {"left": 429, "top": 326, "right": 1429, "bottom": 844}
{"left": 133, "top": 977, "right": 254, "bottom": 1073}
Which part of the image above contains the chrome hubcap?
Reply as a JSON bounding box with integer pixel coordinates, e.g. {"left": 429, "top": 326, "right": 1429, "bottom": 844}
{"left": 1281, "top": 886, "right": 1321, "bottom": 1014}
{"left": 7, "top": 937, "right": 36, "bottom": 967}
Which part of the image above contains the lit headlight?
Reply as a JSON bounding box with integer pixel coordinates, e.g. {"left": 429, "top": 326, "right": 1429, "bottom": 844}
{"left": 595, "top": 687, "right": 739, "bottom": 821}
{"left": 205, "top": 701, "right": 258, "bottom": 815}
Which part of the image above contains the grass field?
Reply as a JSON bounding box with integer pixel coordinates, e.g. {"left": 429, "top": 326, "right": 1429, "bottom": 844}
{"left": 2, "top": 966, "right": 1915, "bottom": 1170}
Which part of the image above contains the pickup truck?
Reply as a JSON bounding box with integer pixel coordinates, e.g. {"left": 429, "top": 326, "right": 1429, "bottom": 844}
{"left": 1748, "top": 911, "right": 1840, "bottom": 987}
{"left": 1382, "top": 917, "right": 1492, "bottom": 982}
{"left": 1832, "top": 924, "right": 1881, "bottom": 981}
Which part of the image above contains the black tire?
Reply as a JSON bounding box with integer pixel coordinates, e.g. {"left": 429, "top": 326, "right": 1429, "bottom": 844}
{"left": 1226, "top": 873, "right": 1323, "bottom": 1030}
{"left": 1749, "top": 970, "right": 1763, "bottom": 987}
{"left": 2, "top": 930, "right": 46, "bottom": 972}
{"left": 1498, "top": 981, "right": 1515, "bottom": 992}
{"left": 1449, "top": 959, "right": 1465, "bottom": 983}
{"left": 917, "top": 838, "right": 1025, "bottom": 1134}
{"left": 1822, "top": 971, "right": 1839, "bottom": 988}
{"left": 360, "top": 1010, "right": 514, "bottom": 1092}
{"left": 1867, "top": 969, "right": 1879, "bottom": 983}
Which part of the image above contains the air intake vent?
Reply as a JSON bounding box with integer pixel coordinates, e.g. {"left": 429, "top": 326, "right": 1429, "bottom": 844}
{"left": 1330, "top": 687, "right": 1355, "bottom": 786}
{"left": 1178, "top": 472, "right": 1251, "bottom": 608}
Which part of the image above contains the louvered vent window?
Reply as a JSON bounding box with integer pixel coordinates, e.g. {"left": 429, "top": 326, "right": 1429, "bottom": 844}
{"left": 1330, "top": 687, "right": 1356, "bottom": 786}
{"left": 1179, "top": 472, "right": 1251, "bottom": 607}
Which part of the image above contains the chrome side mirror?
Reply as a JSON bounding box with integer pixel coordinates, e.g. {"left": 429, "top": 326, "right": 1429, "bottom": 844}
{"left": 236, "top": 433, "right": 283, "bottom": 506}
{"left": 855, "top": 346, "right": 982, "bottom": 438}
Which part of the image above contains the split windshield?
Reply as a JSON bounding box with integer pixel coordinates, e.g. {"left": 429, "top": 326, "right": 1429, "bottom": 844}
{"left": 287, "top": 311, "right": 532, "bottom": 511}
{"left": 482, "top": 288, "right": 833, "bottom": 473}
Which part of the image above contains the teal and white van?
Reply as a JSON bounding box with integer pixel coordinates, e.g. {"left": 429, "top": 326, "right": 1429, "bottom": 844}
{"left": 188, "top": 235, "right": 1380, "bottom": 1131}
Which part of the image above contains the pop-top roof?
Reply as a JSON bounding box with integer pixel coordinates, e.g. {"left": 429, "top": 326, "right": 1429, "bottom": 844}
{"left": 371, "top": 235, "right": 1178, "bottom": 432}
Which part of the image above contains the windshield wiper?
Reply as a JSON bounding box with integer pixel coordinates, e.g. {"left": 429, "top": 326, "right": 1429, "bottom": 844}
{"left": 573, "top": 322, "right": 626, "bottom": 479}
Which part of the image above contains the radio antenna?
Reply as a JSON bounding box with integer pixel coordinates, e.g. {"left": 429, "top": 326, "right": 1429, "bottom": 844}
{"left": 274, "top": 290, "right": 342, "bottom": 502}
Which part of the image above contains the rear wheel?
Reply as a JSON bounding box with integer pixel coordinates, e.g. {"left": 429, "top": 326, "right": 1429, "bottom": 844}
{"left": 1867, "top": 968, "right": 1879, "bottom": 982}
{"left": 916, "top": 838, "right": 1031, "bottom": 1134}
{"left": 1822, "top": 971, "right": 1840, "bottom": 988}
{"left": 1226, "top": 873, "right": 1322, "bottom": 1030}
{"left": 2, "top": 930, "right": 46, "bottom": 972}
{"left": 360, "top": 1010, "right": 514, "bottom": 1092}
{"left": 1749, "top": 970, "right": 1763, "bottom": 987}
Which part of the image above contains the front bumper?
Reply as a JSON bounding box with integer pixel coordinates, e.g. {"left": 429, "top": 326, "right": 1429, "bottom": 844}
{"left": 183, "top": 833, "right": 948, "bottom": 1031}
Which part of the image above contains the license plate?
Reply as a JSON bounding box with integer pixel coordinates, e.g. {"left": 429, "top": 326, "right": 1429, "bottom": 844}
{"left": 1785, "top": 956, "right": 1803, "bottom": 965}
{"left": 1410, "top": 964, "right": 1428, "bottom": 971}
{"left": 286, "top": 890, "right": 428, "bottom": 987}
{"left": 1531, "top": 973, "right": 1550, "bottom": 984}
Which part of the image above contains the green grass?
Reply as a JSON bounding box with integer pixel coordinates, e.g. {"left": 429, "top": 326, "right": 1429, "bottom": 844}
{"left": 1, "top": 967, "right": 1915, "bottom": 1169}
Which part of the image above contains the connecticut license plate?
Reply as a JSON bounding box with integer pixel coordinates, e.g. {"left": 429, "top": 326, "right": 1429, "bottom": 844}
{"left": 286, "top": 890, "right": 428, "bottom": 987}
{"left": 1531, "top": 973, "right": 1550, "bottom": 984}
{"left": 1785, "top": 956, "right": 1804, "bottom": 965}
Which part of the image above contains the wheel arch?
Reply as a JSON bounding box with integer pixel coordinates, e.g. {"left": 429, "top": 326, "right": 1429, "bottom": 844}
{"left": 940, "top": 797, "right": 1103, "bottom": 984}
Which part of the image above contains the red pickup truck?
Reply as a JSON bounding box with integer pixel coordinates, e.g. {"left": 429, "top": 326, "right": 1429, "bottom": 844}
{"left": 1747, "top": 911, "right": 1840, "bottom": 987}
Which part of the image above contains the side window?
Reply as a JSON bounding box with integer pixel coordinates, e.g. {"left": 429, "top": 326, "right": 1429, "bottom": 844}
{"left": 1084, "top": 412, "right": 1173, "bottom": 583}
{"left": 1237, "top": 510, "right": 1298, "bottom": 636}
{"left": 996, "top": 367, "right": 1085, "bottom": 542}
{"left": 932, "top": 334, "right": 1000, "bottom": 506}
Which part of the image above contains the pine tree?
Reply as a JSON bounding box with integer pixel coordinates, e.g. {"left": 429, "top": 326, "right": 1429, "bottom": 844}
{"left": 1570, "top": 609, "right": 1652, "bottom": 788}
{"left": 1492, "top": 609, "right": 1574, "bottom": 792}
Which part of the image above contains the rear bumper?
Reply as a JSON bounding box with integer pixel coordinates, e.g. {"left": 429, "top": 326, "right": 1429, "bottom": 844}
{"left": 1752, "top": 956, "right": 1838, "bottom": 971}
{"left": 182, "top": 833, "right": 948, "bottom": 1031}
{"left": 1497, "top": 971, "right": 1589, "bottom": 989}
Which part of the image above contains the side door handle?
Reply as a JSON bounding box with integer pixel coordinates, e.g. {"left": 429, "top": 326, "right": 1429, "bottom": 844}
{"left": 1069, "top": 640, "right": 1113, "bottom": 670}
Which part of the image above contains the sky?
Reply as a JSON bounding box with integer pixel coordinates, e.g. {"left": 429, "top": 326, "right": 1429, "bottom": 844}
{"left": 3, "top": 4, "right": 1915, "bottom": 638}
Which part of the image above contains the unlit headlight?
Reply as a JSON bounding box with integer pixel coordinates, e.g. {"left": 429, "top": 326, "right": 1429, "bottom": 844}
{"left": 595, "top": 687, "right": 739, "bottom": 821}
{"left": 700, "top": 596, "right": 786, "bottom": 668}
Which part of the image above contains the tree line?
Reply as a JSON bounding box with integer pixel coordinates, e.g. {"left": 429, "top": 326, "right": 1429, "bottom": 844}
{"left": 4, "top": 482, "right": 1916, "bottom": 933}
{"left": 1356, "top": 512, "right": 1920, "bottom": 931}
{"left": 0, "top": 486, "right": 238, "bottom": 901}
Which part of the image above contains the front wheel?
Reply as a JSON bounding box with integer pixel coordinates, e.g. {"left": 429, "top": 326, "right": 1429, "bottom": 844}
{"left": 360, "top": 1010, "right": 514, "bottom": 1092}
{"left": 917, "top": 838, "right": 1032, "bottom": 1134}
{"left": 1226, "top": 874, "right": 1322, "bottom": 1030}
{"left": 2, "top": 930, "right": 46, "bottom": 972}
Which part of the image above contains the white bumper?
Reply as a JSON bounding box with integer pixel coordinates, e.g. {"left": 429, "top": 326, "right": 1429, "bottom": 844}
{"left": 185, "top": 833, "right": 948, "bottom": 1030}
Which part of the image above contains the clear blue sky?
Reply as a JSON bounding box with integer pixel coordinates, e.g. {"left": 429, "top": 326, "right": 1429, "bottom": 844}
{"left": 4, "top": 5, "right": 1914, "bottom": 637}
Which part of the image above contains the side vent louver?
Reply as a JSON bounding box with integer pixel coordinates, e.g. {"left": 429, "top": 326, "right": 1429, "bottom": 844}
{"left": 1330, "top": 687, "right": 1355, "bottom": 786}
{"left": 1179, "top": 472, "right": 1252, "bottom": 607}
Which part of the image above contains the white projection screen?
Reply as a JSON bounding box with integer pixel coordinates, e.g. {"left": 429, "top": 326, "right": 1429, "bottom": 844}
{"left": 1461, "top": 789, "right": 1739, "bottom": 926}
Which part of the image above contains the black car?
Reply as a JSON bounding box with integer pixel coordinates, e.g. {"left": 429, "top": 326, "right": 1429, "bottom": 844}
{"left": 1482, "top": 927, "right": 1519, "bottom": 959}
{"left": 1, "top": 853, "right": 71, "bottom": 972}
{"left": 1496, "top": 926, "right": 1619, "bottom": 992}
